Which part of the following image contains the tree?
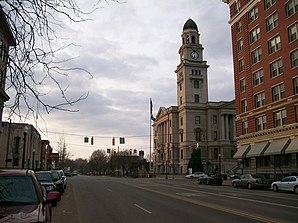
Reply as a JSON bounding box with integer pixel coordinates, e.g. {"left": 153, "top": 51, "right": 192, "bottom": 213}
{"left": 57, "top": 136, "right": 71, "bottom": 169}
{"left": 0, "top": 0, "right": 123, "bottom": 122}
{"left": 89, "top": 149, "right": 108, "bottom": 175}
{"left": 187, "top": 149, "right": 204, "bottom": 173}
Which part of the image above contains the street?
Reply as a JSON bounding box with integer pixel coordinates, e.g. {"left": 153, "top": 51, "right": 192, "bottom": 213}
{"left": 53, "top": 175, "right": 298, "bottom": 223}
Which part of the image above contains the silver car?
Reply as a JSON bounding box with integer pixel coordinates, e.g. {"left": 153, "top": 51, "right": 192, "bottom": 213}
{"left": 271, "top": 176, "right": 298, "bottom": 194}
{"left": 232, "top": 174, "right": 272, "bottom": 189}
{"left": 185, "top": 172, "right": 208, "bottom": 179}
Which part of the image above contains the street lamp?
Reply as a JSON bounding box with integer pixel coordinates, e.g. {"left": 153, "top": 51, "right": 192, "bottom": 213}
{"left": 21, "top": 125, "right": 28, "bottom": 169}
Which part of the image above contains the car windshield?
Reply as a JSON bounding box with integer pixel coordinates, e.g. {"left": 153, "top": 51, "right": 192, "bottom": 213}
{"left": 0, "top": 176, "right": 38, "bottom": 205}
{"left": 36, "top": 173, "right": 52, "bottom": 182}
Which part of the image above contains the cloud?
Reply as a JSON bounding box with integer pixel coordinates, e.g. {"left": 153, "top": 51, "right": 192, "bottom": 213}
{"left": 6, "top": 0, "right": 234, "bottom": 159}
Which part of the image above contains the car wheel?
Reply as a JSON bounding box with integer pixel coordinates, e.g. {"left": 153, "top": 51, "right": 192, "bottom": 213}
{"left": 206, "top": 180, "right": 210, "bottom": 185}
{"left": 232, "top": 182, "right": 237, "bottom": 188}
{"left": 247, "top": 183, "right": 252, "bottom": 190}
{"left": 294, "top": 186, "right": 298, "bottom": 195}
{"left": 273, "top": 185, "right": 278, "bottom": 192}
{"left": 190, "top": 176, "right": 193, "bottom": 179}
{"left": 198, "top": 179, "right": 201, "bottom": 184}
{"left": 52, "top": 202, "right": 57, "bottom": 207}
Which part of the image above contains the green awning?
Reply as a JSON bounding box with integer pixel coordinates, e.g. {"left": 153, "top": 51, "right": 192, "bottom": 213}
{"left": 246, "top": 141, "right": 269, "bottom": 158}
{"left": 285, "top": 137, "right": 298, "bottom": 154}
{"left": 264, "top": 138, "right": 290, "bottom": 156}
{"left": 233, "top": 144, "right": 250, "bottom": 159}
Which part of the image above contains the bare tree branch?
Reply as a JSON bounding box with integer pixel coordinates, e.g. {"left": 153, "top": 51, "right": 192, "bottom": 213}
{"left": 0, "top": 0, "right": 123, "bottom": 123}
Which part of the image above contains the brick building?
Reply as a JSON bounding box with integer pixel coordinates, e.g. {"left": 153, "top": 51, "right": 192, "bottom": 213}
{"left": 223, "top": 0, "right": 298, "bottom": 178}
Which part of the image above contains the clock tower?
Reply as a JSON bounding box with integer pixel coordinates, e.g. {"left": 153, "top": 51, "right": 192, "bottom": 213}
{"left": 175, "top": 18, "right": 209, "bottom": 107}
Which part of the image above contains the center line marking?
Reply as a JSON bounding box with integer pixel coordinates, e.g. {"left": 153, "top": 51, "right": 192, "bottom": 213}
{"left": 134, "top": 204, "right": 152, "bottom": 214}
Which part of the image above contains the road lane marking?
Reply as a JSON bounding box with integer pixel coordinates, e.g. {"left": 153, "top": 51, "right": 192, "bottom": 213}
{"left": 134, "top": 204, "right": 152, "bottom": 214}
{"left": 107, "top": 188, "right": 113, "bottom": 192}
{"left": 131, "top": 184, "right": 287, "bottom": 223}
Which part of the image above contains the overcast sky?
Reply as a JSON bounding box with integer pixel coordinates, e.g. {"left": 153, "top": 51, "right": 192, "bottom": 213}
{"left": 8, "top": 0, "right": 234, "bottom": 159}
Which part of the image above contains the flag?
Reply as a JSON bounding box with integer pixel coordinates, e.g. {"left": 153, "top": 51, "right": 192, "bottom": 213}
{"left": 150, "top": 98, "right": 156, "bottom": 121}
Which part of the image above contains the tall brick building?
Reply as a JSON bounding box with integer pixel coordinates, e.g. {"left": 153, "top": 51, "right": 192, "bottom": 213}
{"left": 224, "top": 0, "right": 298, "bottom": 178}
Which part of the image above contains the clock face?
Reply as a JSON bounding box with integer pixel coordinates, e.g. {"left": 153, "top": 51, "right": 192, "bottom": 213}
{"left": 190, "top": 51, "right": 199, "bottom": 60}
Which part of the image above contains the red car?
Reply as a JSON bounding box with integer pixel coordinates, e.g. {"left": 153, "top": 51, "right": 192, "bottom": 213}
{"left": 0, "top": 169, "right": 61, "bottom": 222}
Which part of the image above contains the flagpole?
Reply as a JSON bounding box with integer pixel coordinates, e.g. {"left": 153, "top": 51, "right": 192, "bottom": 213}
{"left": 149, "top": 98, "right": 152, "bottom": 173}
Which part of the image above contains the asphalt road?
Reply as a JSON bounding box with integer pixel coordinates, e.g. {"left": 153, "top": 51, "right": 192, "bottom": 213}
{"left": 53, "top": 175, "right": 298, "bottom": 223}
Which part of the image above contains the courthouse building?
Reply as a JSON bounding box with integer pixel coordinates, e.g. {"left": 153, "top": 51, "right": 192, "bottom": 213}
{"left": 224, "top": 0, "right": 298, "bottom": 178}
{"left": 153, "top": 19, "right": 236, "bottom": 175}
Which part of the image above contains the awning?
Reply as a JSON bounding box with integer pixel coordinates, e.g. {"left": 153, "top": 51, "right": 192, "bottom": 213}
{"left": 285, "top": 137, "right": 298, "bottom": 154}
{"left": 233, "top": 144, "right": 250, "bottom": 159}
{"left": 246, "top": 141, "right": 269, "bottom": 158}
{"left": 264, "top": 138, "right": 290, "bottom": 156}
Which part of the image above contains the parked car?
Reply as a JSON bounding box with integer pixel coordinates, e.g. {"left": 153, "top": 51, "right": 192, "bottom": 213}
{"left": 51, "top": 170, "right": 65, "bottom": 194}
{"left": 198, "top": 174, "right": 223, "bottom": 186}
{"left": 53, "top": 169, "right": 67, "bottom": 189}
{"left": 64, "top": 170, "right": 72, "bottom": 177}
{"left": 271, "top": 176, "right": 298, "bottom": 194}
{"left": 232, "top": 174, "right": 272, "bottom": 189}
{"left": 0, "top": 169, "right": 61, "bottom": 223}
{"left": 35, "top": 171, "right": 62, "bottom": 204}
{"left": 186, "top": 172, "right": 208, "bottom": 179}
{"left": 72, "top": 170, "right": 78, "bottom": 176}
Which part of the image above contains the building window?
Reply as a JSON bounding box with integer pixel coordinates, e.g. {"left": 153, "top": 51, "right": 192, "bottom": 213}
{"left": 240, "top": 78, "right": 246, "bottom": 92}
{"left": 214, "top": 131, "right": 218, "bottom": 141}
{"left": 250, "top": 26, "right": 260, "bottom": 43}
{"left": 180, "top": 117, "right": 183, "bottom": 126}
{"left": 195, "top": 129, "right": 201, "bottom": 142}
{"left": 194, "top": 80, "right": 200, "bottom": 88}
{"left": 235, "top": 1, "right": 241, "bottom": 14}
{"left": 180, "top": 149, "right": 184, "bottom": 159}
{"left": 264, "top": 0, "right": 276, "bottom": 10}
{"left": 286, "top": 0, "right": 298, "bottom": 18}
{"left": 249, "top": 6, "right": 258, "bottom": 23}
{"left": 179, "top": 83, "right": 182, "bottom": 91}
{"left": 257, "top": 156, "right": 270, "bottom": 167}
{"left": 294, "top": 77, "right": 298, "bottom": 94}
{"left": 0, "top": 39, "right": 7, "bottom": 62}
{"left": 253, "top": 69, "right": 264, "bottom": 86}
{"left": 192, "top": 69, "right": 199, "bottom": 75}
{"left": 288, "top": 22, "right": 298, "bottom": 42}
{"left": 291, "top": 49, "right": 298, "bottom": 68}
{"left": 256, "top": 115, "right": 267, "bottom": 132}
{"left": 254, "top": 92, "right": 265, "bottom": 108}
{"left": 296, "top": 106, "right": 298, "bottom": 122}
{"left": 251, "top": 47, "right": 262, "bottom": 65}
{"left": 195, "top": 116, "right": 200, "bottom": 124}
{"left": 239, "top": 58, "right": 245, "bottom": 72}
{"left": 268, "top": 35, "right": 281, "bottom": 54}
{"left": 180, "top": 131, "right": 183, "bottom": 142}
{"left": 194, "top": 94, "right": 200, "bottom": 103}
{"left": 266, "top": 12, "right": 278, "bottom": 32}
{"left": 274, "top": 109, "right": 287, "bottom": 127}
{"left": 214, "top": 148, "right": 219, "bottom": 159}
{"left": 241, "top": 99, "right": 247, "bottom": 113}
{"left": 237, "top": 39, "right": 243, "bottom": 52}
{"left": 270, "top": 59, "right": 283, "bottom": 78}
{"left": 242, "top": 121, "right": 248, "bottom": 134}
{"left": 180, "top": 96, "right": 182, "bottom": 105}
{"left": 236, "top": 20, "right": 242, "bottom": 33}
{"left": 272, "top": 83, "right": 285, "bottom": 102}
{"left": 213, "top": 115, "right": 218, "bottom": 124}
{"left": 191, "top": 35, "right": 196, "bottom": 44}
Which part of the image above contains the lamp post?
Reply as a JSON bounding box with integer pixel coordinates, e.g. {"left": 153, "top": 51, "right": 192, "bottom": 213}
{"left": 21, "top": 125, "right": 28, "bottom": 169}
{"left": 5, "top": 120, "right": 11, "bottom": 168}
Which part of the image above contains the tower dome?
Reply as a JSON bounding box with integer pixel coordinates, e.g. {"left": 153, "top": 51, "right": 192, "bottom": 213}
{"left": 183, "top": 18, "right": 198, "bottom": 31}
